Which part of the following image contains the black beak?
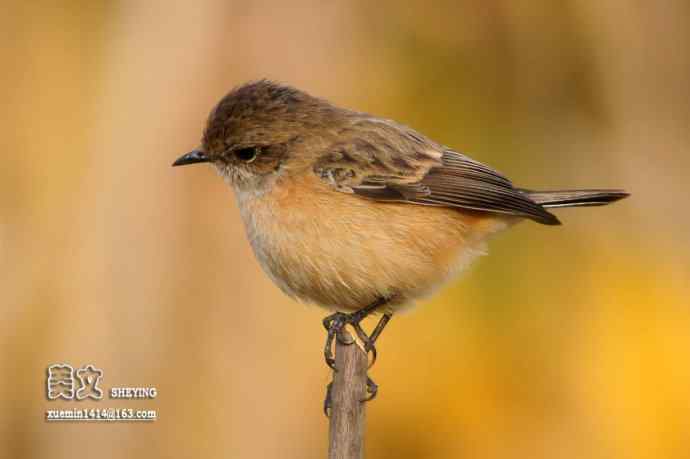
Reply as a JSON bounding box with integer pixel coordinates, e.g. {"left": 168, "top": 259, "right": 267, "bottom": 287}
{"left": 172, "top": 149, "right": 209, "bottom": 167}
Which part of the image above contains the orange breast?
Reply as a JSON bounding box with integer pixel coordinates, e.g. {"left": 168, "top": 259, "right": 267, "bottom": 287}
{"left": 236, "top": 173, "right": 510, "bottom": 311}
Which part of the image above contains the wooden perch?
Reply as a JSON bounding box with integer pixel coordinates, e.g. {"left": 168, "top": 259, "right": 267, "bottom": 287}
{"left": 328, "top": 329, "right": 368, "bottom": 459}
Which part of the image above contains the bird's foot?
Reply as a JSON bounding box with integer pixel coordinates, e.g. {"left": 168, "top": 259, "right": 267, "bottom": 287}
{"left": 323, "top": 377, "right": 379, "bottom": 417}
{"left": 322, "top": 310, "right": 377, "bottom": 370}
{"left": 322, "top": 299, "right": 392, "bottom": 417}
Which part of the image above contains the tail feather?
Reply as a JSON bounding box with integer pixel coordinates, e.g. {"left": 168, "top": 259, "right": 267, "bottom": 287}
{"left": 521, "top": 189, "right": 630, "bottom": 208}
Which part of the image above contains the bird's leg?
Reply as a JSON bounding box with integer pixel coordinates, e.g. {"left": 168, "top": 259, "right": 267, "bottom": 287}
{"left": 352, "top": 313, "right": 393, "bottom": 407}
{"left": 323, "top": 298, "right": 391, "bottom": 416}
{"left": 364, "top": 311, "right": 393, "bottom": 368}
{"left": 322, "top": 297, "right": 389, "bottom": 370}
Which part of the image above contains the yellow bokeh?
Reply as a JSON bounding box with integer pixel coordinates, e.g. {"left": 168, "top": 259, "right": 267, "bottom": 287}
{"left": 1, "top": 1, "right": 688, "bottom": 458}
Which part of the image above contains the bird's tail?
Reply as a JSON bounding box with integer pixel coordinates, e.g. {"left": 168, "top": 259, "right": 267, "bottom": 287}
{"left": 521, "top": 189, "right": 630, "bottom": 208}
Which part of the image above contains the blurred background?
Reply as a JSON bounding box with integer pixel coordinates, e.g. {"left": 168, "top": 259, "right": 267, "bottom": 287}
{"left": 2, "top": 1, "right": 689, "bottom": 458}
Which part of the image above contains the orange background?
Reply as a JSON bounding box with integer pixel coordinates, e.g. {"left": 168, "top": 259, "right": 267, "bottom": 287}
{"left": 2, "top": 1, "right": 689, "bottom": 458}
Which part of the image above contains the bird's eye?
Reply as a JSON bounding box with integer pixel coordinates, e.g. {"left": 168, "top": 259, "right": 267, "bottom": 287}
{"left": 235, "top": 147, "right": 259, "bottom": 163}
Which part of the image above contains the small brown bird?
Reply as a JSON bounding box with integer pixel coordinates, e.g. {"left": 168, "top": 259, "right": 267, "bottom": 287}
{"left": 173, "top": 80, "right": 628, "bottom": 400}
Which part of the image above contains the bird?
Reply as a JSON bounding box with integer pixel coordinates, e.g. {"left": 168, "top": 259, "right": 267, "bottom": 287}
{"left": 172, "top": 79, "right": 628, "bottom": 404}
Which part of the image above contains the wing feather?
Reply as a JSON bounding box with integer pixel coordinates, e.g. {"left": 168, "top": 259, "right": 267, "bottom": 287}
{"left": 313, "top": 121, "right": 560, "bottom": 225}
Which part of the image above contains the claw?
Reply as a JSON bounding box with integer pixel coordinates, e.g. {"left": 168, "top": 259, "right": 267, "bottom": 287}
{"left": 324, "top": 381, "right": 333, "bottom": 417}
{"left": 362, "top": 376, "right": 378, "bottom": 402}
{"left": 323, "top": 322, "right": 338, "bottom": 370}
{"left": 365, "top": 342, "right": 377, "bottom": 369}
{"left": 324, "top": 354, "right": 336, "bottom": 370}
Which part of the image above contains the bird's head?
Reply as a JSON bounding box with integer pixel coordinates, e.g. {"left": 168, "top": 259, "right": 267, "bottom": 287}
{"left": 173, "top": 80, "right": 345, "bottom": 191}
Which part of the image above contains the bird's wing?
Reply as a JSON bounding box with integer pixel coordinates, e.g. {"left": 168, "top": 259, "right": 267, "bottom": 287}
{"left": 314, "top": 122, "right": 560, "bottom": 225}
